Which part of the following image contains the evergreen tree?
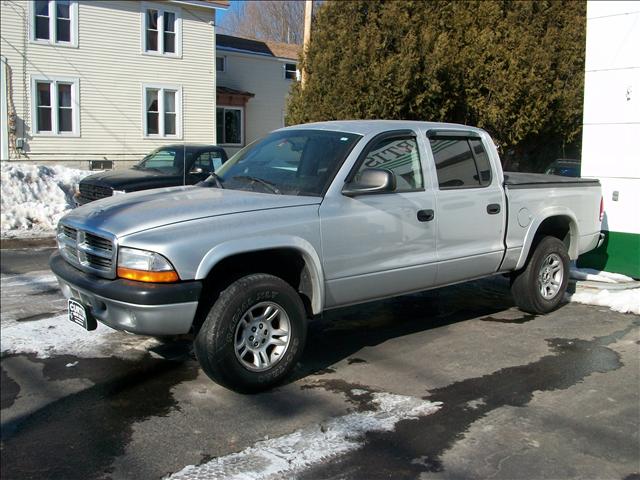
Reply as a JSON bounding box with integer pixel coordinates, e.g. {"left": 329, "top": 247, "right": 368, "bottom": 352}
{"left": 287, "top": 0, "right": 586, "bottom": 171}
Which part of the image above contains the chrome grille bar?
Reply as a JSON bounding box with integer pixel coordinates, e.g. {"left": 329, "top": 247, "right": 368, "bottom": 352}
{"left": 57, "top": 222, "right": 117, "bottom": 278}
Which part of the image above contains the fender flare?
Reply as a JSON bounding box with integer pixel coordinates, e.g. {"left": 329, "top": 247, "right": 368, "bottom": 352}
{"left": 195, "top": 235, "right": 325, "bottom": 315}
{"left": 515, "top": 207, "right": 579, "bottom": 270}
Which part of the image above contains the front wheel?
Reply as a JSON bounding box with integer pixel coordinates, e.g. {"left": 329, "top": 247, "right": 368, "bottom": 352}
{"left": 194, "top": 274, "right": 307, "bottom": 393}
{"left": 511, "top": 236, "right": 570, "bottom": 314}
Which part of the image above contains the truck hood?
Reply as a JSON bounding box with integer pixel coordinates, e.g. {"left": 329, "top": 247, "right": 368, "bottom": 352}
{"left": 80, "top": 168, "right": 183, "bottom": 191}
{"left": 62, "top": 186, "right": 321, "bottom": 237}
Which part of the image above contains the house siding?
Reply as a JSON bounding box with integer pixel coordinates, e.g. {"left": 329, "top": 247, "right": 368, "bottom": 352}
{"left": 217, "top": 49, "right": 295, "bottom": 156}
{"left": 0, "top": 0, "right": 216, "bottom": 167}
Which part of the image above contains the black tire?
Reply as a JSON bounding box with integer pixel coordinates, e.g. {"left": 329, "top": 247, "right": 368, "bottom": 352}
{"left": 194, "top": 274, "right": 307, "bottom": 393}
{"left": 511, "top": 236, "right": 570, "bottom": 314}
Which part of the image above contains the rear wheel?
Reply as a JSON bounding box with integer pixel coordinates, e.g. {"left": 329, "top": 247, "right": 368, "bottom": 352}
{"left": 511, "top": 236, "right": 570, "bottom": 314}
{"left": 194, "top": 274, "right": 307, "bottom": 393}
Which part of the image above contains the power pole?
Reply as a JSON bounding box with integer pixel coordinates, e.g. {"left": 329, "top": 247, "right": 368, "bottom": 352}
{"left": 301, "top": 0, "right": 313, "bottom": 88}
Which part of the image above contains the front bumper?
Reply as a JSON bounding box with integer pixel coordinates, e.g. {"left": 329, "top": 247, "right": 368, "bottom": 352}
{"left": 50, "top": 251, "right": 202, "bottom": 335}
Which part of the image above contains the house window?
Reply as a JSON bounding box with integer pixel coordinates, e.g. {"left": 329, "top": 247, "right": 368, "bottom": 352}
{"left": 284, "top": 63, "right": 298, "bottom": 80}
{"left": 216, "top": 56, "right": 226, "bottom": 72}
{"left": 32, "top": 0, "right": 78, "bottom": 46}
{"left": 31, "top": 76, "right": 79, "bottom": 135}
{"left": 216, "top": 107, "right": 242, "bottom": 145}
{"left": 143, "top": 85, "right": 181, "bottom": 138}
{"left": 142, "top": 4, "right": 181, "bottom": 56}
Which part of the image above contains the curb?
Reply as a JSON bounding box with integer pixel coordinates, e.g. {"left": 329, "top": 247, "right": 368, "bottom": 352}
{"left": 0, "top": 237, "right": 57, "bottom": 250}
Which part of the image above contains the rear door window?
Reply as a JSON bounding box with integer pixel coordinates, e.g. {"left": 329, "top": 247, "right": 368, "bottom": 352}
{"left": 470, "top": 139, "right": 492, "bottom": 186}
{"left": 429, "top": 137, "right": 492, "bottom": 189}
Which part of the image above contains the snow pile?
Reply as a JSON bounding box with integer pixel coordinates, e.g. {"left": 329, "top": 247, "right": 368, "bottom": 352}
{"left": 568, "top": 265, "right": 639, "bottom": 315}
{"left": 570, "top": 267, "right": 635, "bottom": 284}
{"left": 0, "top": 163, "right": 92, "bottom": 237}
{"left": 168, "top": 390, "right": 442, "bottom": 480}
{"left": 570, "top": 288, "right": 640, "bottom": 315}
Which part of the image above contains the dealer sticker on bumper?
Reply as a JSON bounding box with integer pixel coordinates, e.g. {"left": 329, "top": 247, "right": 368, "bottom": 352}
{"left": 68, "top": 299, "right": 97, "bottom": 331}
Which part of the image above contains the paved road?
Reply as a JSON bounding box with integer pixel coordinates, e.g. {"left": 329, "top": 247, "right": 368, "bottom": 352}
{"left": 1, "top": 249, "right": 638, "bottom": 480}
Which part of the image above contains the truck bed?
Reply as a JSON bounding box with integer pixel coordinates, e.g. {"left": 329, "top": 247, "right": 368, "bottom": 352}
{"left": 504, "top": 172, "right": 600, "bottom": 189}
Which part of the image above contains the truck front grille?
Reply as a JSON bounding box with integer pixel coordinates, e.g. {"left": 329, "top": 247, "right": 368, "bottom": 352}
{"left": 78, "top": 183, "right": 113, "bottom": 203}
{"left": 85, "top": 232, "right": 113, "bottom": 252}
{"left": 57, "top": 223, "right": 116, "bottom": 278}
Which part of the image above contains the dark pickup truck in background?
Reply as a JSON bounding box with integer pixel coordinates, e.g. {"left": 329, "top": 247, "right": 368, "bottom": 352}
{"left": 76, "top": 144, "right": 228, "bottom": 205}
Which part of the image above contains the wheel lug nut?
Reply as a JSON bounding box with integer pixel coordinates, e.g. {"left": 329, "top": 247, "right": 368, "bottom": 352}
{"left": 254, "top": 342, "right": 259, "bottom": 347}
{"left": 264, "top": 330, "right": 268, "bottom": 335}
{"left": 262, "top": 339, "right": 266, "bottom": 344}
{"left": 249, "top": 336, "right": 254, "bottom": 341}
{"left": 259, "top": 323, "right": 263, "bottom": 329}
{"left": 251, "top": 327, "right": 256, "bottom": 332}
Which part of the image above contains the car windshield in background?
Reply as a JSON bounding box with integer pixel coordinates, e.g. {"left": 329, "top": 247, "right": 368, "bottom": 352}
{"left": 136, "top": 147, "right": 192, "bottom": 174}
{"left": 210, "top": 130, "right": 362, "bottom": 196}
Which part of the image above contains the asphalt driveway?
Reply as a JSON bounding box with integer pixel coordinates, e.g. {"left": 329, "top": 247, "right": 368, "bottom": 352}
{"left": 1, "top": 247, "right": 638, "bottom": 480}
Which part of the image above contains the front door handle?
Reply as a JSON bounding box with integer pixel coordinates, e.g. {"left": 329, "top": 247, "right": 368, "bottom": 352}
{"left": 417, "top": 209, "right": 435, "bottom": 222}
{"left": 487, "top": 203, "right": 501, "bottom": 215}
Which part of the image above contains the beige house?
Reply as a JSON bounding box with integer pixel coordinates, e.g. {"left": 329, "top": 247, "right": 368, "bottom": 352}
{"left": 215, "top": 34, "right": 300, "bottom": 156}
{"left": 0, "top": 0, "right": 228, "bottom": 167}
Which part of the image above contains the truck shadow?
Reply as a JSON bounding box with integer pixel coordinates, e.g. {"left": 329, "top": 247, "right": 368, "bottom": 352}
{"left": 289, "top": 276, "right": 530, "bottom": 383}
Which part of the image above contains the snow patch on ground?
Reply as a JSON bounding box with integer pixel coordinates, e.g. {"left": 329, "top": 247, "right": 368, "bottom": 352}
{"left": 1, "top": 313, "right": 119, "bottom": 358}
{"left": 0, "top": 313, "right": 159, "bottom": 359}
{"left": 569, "top": 288, "right": 640, "bottom": 315}
{"left": 1, "top": 272, "right": 58, "bottom": 288}
{"left": 167, "top": 391, "right": 442, "bottom": 480}
{"left": 1, "top": 163, "right": 92, "bottom": 237}
{"left": 570, "top": 267, "right": 635, "bottom": 284}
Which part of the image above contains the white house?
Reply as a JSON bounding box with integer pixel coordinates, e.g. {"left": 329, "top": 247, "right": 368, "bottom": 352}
{"left": 215, "top": 33, "right": 300, "bottom": 155}
{"left": 578, "top": 0, "right": 640, "bottom": 278}
{"left": 0, "top": 0, "right": 229, "bottom": 167}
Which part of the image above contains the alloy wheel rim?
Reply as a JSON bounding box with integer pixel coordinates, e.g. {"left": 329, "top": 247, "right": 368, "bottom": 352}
{"left": 234, "top": 301, "right": 291, "bottom": 372}
{"left": 538, "top": 253, "right": 563, "bottom": 300}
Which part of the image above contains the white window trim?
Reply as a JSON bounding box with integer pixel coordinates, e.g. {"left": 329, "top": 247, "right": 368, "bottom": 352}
{"left": 140, "top": 2, "right": 183, "bottom": 58}
{"left": 142, "top": 84, "right": 183, "bottom": 139}
{"left": 217, "top": 105, "right": 244, "bottom": 146}
{"left": 29, "top": 0, "right": 79, "bottom": 48}
{"left": 283, "top": 62, "right": 299, "bottom": 81}
{"left": 30, "top": 74, "right": 80, "bottom": 137}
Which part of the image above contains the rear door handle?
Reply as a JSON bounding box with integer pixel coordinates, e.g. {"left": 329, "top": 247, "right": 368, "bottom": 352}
{"left": 487, "top": 203, "right": 501, "bottom": 215}
{"left": 417, "top": 209, "right": 435, "bottom": 222}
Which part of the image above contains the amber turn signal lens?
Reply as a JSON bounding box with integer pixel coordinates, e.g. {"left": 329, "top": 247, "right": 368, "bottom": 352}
{"left": 117, "top": 267, "right": 179, "bottom": 283}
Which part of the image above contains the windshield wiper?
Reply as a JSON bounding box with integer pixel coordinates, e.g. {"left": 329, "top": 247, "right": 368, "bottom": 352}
{"left": 231, "top": 175, "right": 281, "bottom": 194}
{"left": 199, "top": 172, "right": 224, "bottom": 189}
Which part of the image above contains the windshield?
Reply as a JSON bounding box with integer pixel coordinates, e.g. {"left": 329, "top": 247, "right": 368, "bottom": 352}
{"left": 210, "top": 129, "right": 362, "bottom": 196}
{"left": 136, "top": 147, "right": 193, "bottom": 174}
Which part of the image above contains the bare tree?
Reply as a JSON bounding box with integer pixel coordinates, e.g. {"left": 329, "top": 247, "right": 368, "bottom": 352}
{"left": 219, "top": 1, "right": 305, "bottom": 44}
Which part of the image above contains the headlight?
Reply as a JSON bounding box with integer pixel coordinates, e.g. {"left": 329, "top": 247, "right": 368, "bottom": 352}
{"left": 117, "top": 247, "right": 179, "bottom": 283}
{"left": 112, "top": 190, "right": 126, "bottom": 196}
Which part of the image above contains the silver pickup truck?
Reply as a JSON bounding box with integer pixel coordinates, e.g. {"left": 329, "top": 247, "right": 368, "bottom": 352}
{"left": 50, "top": 121, "right": 603, "bottom": 391}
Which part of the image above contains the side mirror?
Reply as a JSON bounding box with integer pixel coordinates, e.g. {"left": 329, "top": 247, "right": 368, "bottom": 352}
{"left": 189, "top": 166, "right": 204, "bottom": 175}
{"left": 342, "top": 168, "right": 396, "bottom": 197}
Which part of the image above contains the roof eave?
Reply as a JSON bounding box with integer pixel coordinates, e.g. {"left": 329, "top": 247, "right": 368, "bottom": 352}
{"left": 169, "top": 0, "right": 229, "bottom": 11}
{"left": 216, "top": 45, "right": 298, "bottom": 62}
